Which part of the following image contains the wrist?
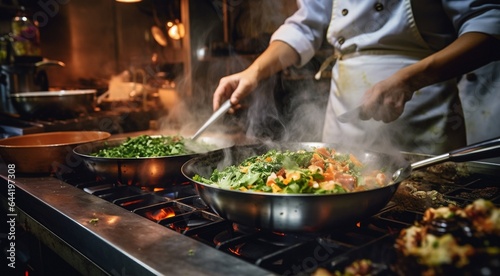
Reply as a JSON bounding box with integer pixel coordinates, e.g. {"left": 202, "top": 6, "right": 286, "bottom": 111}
{"left": 245, "top": 64, "right": 263, "bottom": 83}
{"left": 397, "top": 58, "right": 435, "bottom": 93}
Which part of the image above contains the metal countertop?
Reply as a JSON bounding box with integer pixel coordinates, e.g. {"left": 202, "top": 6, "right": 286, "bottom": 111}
{"left": 0, "top": 172, "right": 274, "bottom": 275}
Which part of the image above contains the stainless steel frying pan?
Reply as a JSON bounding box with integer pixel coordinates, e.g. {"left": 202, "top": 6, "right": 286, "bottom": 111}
{"left": 73, "top": 136, "right": 234, "bottom": 187}
{"left": 181, "top": 137, "right": 500, "bottom": 233}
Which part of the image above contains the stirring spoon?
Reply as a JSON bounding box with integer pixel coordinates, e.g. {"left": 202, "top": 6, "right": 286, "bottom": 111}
{"left": 191, "top": 100, "right": 232, "bottom": 140}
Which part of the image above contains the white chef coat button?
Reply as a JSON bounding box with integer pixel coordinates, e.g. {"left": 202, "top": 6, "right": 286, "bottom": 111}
{"left": 341, "top": 9, "right": 348, "bottom": 16}
{"left": 338, "top": 37, "right": 345, "bottom": 45}
{"left": 465, "top": 73, "right": 477, "bottom": 81}
{"left": 374, "top": 3, "right": 384, "bottom": 11}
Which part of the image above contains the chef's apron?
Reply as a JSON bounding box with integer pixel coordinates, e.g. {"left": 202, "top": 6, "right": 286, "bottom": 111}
{"left": 322, "top": 0, "right": 466, "bottom": 154}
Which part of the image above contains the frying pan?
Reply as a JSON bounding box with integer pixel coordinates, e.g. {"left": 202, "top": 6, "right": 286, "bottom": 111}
{"left": 73, "top": 135, "right": 234, "bottom": 186}
{"left": 181, "top": 137, "right": 500, "bottom": 233}
{"left": 10, "top": 89, "right": 96, "bottom": 120}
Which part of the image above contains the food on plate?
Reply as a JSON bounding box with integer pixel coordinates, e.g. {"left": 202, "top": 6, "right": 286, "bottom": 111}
{"left": 193, "top": 147, "right": 390, "bottom": 194}
{"left": 392, "top": 161, "right": 472, "bottom": 212}
{"left": 394, "top": 199, "right": 500, "bottom": 275}
{"left": 311, "top": 259, "right": 379, "bottom": 276}
{"left": 91, "top": 135, "right": 216, "bottom": 158}
{"left": 423, "top": 162, "right": 469, "bottom": 181}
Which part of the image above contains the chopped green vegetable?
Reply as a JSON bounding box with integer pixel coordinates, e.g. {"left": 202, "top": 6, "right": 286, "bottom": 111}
{"left": 91, "top": 135, "right": 215, "bottom": 158}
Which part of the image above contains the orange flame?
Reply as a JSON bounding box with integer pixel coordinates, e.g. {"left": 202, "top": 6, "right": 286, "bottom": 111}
{"left": 120, "top": 199, "right": 143, "bottom": 207}
{"left": 145, "top": 207, "right": 176, "bottom": 221}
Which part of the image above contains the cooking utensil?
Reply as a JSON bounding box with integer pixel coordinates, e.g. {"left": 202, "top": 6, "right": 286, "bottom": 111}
{"left": 10, "top": 89, "right": 96, "bottom": 120}
{"left": 1, "top": 60, "right": 65, "bottom": 114}
{"left": 0, "top": 60, "right": 65, "bottom": 93}
{"left": 337, "top": 105, "right": 362, "bottom": 123}
{"left": 191, "top": 99, "right": 231, "bottom": 140}
{"left": 73, "top": 135, "right": 234, "bottom": 187}
{"left": 0, "top": 131, "right": 111, "bottom": 174}
{"left": 392, "top": 136, "right": 500, "bottom": 183}
{"left": 182, "top": 137, "right": 500, "bottom": 233}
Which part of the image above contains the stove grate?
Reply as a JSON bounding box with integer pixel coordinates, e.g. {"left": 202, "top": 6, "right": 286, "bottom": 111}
{"left": 63, "top": 167, "right": 500, "bottom": 275}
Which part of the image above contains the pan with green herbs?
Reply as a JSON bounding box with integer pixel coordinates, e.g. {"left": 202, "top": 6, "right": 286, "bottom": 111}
{"left": 73, "top": 134, "right": 234, "bottom": 186}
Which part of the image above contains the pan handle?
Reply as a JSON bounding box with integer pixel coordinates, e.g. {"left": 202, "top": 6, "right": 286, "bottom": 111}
{"left": 411, "top": 136, "right": 500, "bottom": 170}
{"left": 449, "top": 136, "right": 500, "bottom": 161}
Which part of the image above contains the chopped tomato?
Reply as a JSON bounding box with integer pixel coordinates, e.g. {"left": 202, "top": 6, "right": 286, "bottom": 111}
{"left": 376, "top": 173, "right": 387, "bottom": 186}
{"left": 311, "top": 153, "right": 325, "bottom": 169}
{"left": 276, "top": 168, "right": 286, "bottom": 178}
{"left": 335, "top": 173, "right": 356, "bottom": 191}
{"left": 266, "top": 172, "right": 277, "bottom": 186}
{"left": 349, "top": 153, "right": 363, "bottom": 167}
{"left": 316, "top": 147, "right": 331, "bottom": 158}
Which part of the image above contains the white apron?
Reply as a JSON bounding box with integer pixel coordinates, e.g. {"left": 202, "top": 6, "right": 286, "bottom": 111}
{"left": 322, "top": 0, "right": 466, "bottom": 154}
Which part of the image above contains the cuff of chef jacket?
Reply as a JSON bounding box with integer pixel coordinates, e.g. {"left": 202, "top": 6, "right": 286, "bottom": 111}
{"left": 270, "top": 24, "right": 316, "bottom": 68}
{"left": 459, "top": 11, "right": 500, "bottom": 39}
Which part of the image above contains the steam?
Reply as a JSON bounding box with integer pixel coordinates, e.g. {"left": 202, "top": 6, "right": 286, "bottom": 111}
{"left": 155, "top": 1, "right": 328, "bottom": 148}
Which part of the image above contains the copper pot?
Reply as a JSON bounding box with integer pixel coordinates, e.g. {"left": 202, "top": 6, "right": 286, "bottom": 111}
{"left": 0, "top": 131, "right": 111, "bottom": 174}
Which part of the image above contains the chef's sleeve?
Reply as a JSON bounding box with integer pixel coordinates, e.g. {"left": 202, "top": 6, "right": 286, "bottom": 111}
{"left": 443, "top": 0, "right": 500, "bottom": 39}
{"left": 270, "top": 0, "right": 332, "bottom": 67}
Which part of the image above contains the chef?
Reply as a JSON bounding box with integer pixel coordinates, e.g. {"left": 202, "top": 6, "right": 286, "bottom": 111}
{"left": 212, "top": 0, "right": 500, "bottom": 154}
{"left": 458, "top": 61, "right": 500, "bottom": 144}
{"left": 458, "top": 61, "right": 500, "bottom": 163}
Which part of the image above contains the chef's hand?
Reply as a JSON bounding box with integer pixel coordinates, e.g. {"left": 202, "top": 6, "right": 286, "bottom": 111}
{"left": 359, "top": 32, "right": 500, "bottom": 123}
{"left": 213, "top": 68, "right": 259, "bottom": 113}
{"left": 359, "top": 75, "right": 414, "bottom": 123}
{"left": 213, "top": 41, "right": 300, "bottom": 112}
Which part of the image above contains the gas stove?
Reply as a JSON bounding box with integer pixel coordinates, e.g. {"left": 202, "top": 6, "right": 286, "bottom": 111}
{"left": 1, "top": 156, "right": 499, "bottom": 275}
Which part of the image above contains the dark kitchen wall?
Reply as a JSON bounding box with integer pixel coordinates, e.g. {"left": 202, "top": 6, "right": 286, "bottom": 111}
{"left": 0, "top": 0, "right": 181, "bottom": 90}
{"left": 187, "top": 0, "right": 332, "bottom": 141}
{"left": 1, "top": 0, "right": 331, "bottom": 141}
{"left": 186, "top": 0, "right": 303, "bottom": 136}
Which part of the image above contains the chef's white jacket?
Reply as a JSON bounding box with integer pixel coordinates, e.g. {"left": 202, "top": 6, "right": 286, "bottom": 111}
{"left": 270, "top": 0, "right": 500, "bottom": 154}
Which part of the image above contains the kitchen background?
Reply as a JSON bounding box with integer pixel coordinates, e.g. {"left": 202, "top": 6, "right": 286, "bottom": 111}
{"left": 1, "top": 0, "right": 497, "bottom": 148}
{"left": 0, "top": 0, "right": 333, "bottom": 141}
{"left": 0, "top": 1, "right": 499, "bottom": 275}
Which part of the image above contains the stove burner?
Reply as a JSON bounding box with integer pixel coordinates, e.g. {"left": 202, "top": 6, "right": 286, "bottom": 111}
{"left": 27, "top": 159, "right": 499, "bottom": 276}
{"left": 144, "top": 206, "right": 177, "bottom": 221}
{"left": 231, "top": 223, "right": 320, "bottom": 246}
{"left": 213, "top": 228, "right": 288, "bottom": 262}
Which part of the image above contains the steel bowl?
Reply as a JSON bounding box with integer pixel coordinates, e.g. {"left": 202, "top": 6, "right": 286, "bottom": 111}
{"left": 0, "top": 131, "right": 111, "bottom": 174}
{"left": 182, "top": 142, "right": 404, "bottom": 233}
{"left": 182, "top": 137, "right": 500, "bottom": 233}
{"left": 10, "top": 89, "right": 96, "bottom": 119}
{"left": 73, "top": 135, "right": 235, "bottom": 187}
